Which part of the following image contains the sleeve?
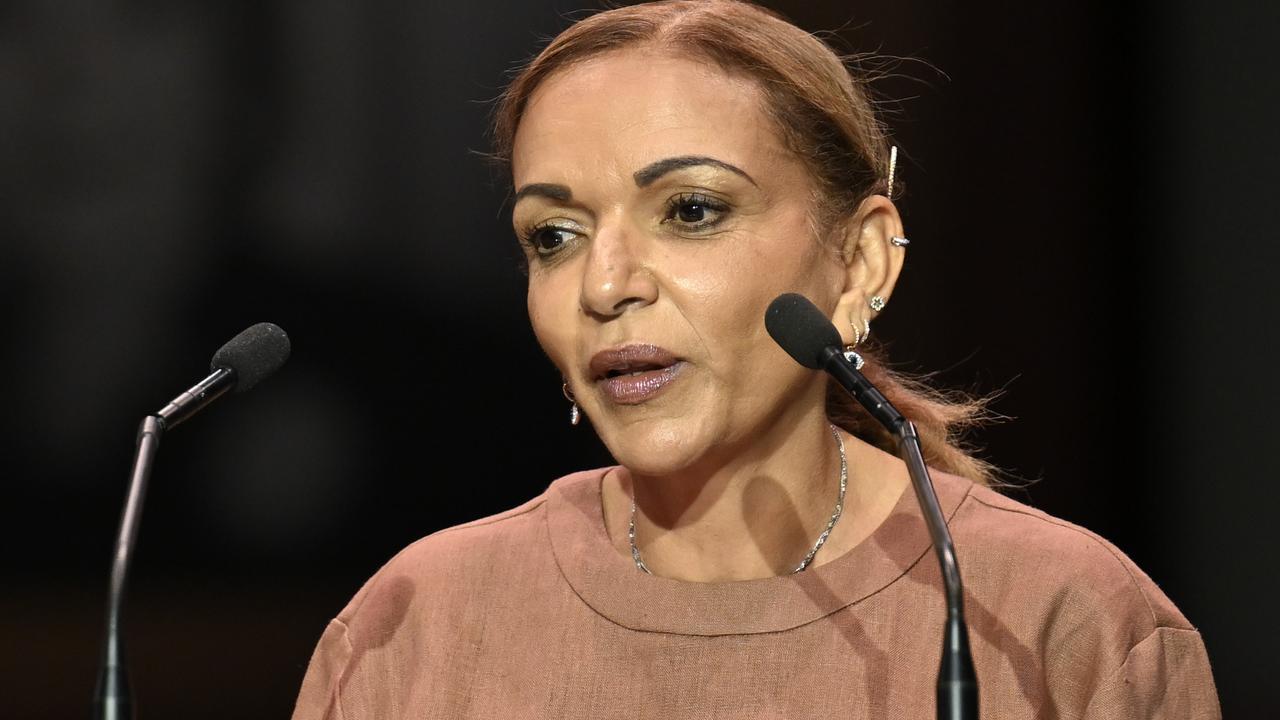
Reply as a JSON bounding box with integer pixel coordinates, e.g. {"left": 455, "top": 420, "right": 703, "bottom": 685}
{"left": 1082, "top": 626, "right": 1221, "bottom": 720}
{"left": 290, "top": 619, "right": 354, "bottom": 720}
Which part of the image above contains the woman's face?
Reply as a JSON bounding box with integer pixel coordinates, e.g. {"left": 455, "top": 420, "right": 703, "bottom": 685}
{"left": 511, "top": 49, "right": 850, "bottom": 475}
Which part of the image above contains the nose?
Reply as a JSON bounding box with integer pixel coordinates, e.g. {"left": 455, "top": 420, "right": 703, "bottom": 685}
{"left": 579, "top": 217, "right": 658, "bottom": 319}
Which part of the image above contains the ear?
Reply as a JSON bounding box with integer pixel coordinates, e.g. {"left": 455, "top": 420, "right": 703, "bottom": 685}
{"left": 832, "top": 195, "right": 906, "bottom": 346}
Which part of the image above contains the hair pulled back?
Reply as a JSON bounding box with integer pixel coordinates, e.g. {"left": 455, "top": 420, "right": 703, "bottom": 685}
{"left": 492, "top": 0, "right": 997, "bottom": 485}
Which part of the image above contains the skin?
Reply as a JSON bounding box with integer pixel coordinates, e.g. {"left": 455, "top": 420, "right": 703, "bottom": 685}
{"left": 511, "top": 48, "right": 911, "bottom": 582}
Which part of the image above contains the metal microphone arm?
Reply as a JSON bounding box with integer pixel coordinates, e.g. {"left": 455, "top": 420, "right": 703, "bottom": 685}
{"left": 93, "top": 368, "right": 236, "bottom": 720}
{"left": 819, "top": 345, "right": 978, "bottom": 720}
{"left": 93, "top": 415, "right": 162, "bottom": 720}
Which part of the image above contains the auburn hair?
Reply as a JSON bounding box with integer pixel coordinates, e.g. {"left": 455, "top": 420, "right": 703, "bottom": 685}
{"left": 492, "top": 0, "right": 999, "bottom": 485}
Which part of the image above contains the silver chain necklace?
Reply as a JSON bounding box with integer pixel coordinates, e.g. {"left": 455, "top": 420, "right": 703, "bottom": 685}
{"left": 629, "top": 424, "right": 848, "bottom": 575}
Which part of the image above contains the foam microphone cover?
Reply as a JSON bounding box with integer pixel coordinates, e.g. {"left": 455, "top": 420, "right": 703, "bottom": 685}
{"left": 210, "top": 322, "right": 292, "bottom": 393}
{"left": 765, "top": 293, "right": 842, "bottom": 370}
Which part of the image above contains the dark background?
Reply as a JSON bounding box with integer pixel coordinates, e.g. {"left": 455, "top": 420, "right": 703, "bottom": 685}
{"left": 2, "top": 1, "right": 1276, "bottom": 717}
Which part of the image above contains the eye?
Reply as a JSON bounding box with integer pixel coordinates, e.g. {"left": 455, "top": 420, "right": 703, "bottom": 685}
{"left": 677, "top": 201, "right": 707, "bottom": 223}
{"left": 514, "top": 221, "right": 586, "bottom": 260}
{"left": 521, "top": 223, "right": 581, "bottom": 257}
{"left": 663, "top": 192, "right": 729, "bottom": 230}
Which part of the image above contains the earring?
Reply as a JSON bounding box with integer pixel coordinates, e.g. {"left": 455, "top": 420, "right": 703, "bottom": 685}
{"left": 886, "top": 145, "right": 899, "bottom": 199}
{"left": 890, "top": 236, "right": 910, "bottom": 247}
{"left": 562, "top": 382, "right": 580, "bottom": 426}
{"left": 869, "top": 296, "right": 886, "bottom": 312}
{"left": 844, "top": 318, "right": 867, "bottom": 370}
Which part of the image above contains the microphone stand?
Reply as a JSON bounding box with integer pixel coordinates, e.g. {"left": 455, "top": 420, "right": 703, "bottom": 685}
{"left": 93, "top": 369, "right": 235, "bottom": 720}
{"left": 820, "top": 346, "right": 978, "bottom": 720}
{"left": 93, "top": 415, "right": 162, "bottom": 720}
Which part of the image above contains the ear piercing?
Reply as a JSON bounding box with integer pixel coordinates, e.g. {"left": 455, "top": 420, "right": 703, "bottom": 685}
{"left": 844, "top": 317, "right": 867, "bottom": 369}
{"left": 562, "top": 382, "right": 580, "bottom": 426}
{"left": 885, "top": 146, "right": 910, "bottom": 246}
{"left": 887, "top": 145, "right": 899, "bottom": 199}
{"left": 842, "top": 347, "right": 866, "bottom": 370}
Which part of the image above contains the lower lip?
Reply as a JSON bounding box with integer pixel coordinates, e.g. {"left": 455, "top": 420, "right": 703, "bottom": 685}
{"left": 598, "top": 362, "right": 685, "bottom": 405}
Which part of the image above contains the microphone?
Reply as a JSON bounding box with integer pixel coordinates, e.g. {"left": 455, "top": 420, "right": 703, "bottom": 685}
{"left": 156, "top": 322, "right": 291, "bottom": 429}
{"left": 93, "top": 323, "right": 290, "bottom": 720}
{"left": 765, "top": 293, "right": 978, "bottom": 720}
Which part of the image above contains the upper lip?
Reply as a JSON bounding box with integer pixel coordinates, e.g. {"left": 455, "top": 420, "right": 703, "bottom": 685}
{"left": 589, "top": 344, "right": 680, "bottom": 381}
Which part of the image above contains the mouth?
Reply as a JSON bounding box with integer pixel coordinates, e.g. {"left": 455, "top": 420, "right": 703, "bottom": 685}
{"left": 589, "top": 344, "right": 685, "bottom": 405}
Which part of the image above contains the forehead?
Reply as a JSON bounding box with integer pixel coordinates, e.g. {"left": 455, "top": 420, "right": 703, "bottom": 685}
{"left": 511, "top": 49, "right": 786, "bottom": 187}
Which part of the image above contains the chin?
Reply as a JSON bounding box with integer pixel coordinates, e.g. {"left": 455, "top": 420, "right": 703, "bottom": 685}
{"left": 594, "top": 413, "right": 709, "bottom": 477}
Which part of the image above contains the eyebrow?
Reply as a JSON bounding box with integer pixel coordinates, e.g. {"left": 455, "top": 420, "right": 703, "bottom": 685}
{"left": 633, "top": 155, "right": 758, "bottom": 188}
{"left": 513, "top": 182, "right": 573, "bottom": 203}
{"left": 513, "top": 155, "right": 757, "bottom": 204}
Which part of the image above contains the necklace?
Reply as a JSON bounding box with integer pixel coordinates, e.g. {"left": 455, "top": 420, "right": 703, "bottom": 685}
{"left": 629, "top": 424, "right": 848, "bottom": 575}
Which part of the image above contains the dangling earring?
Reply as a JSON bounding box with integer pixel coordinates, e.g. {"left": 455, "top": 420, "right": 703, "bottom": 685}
{"left": 843, "top": 318, "right": 866, "bottom": 370}
{"left": 562, "top": 382, "right": 580, "bottom": 426}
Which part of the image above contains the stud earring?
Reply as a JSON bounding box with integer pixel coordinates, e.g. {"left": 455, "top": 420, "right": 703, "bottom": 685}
{"left": 562, "top": 382, "right": 580, "bottom": 426}
{"left": 869, "top": 296, "right": 886, "bottom": 312}
{"left": 890, "top": 236, "right": 910, "bottom": 247}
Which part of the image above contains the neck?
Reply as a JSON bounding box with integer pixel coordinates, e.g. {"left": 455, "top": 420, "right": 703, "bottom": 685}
{"left": 610, "top": 415, "right": 848, "bottom": 582}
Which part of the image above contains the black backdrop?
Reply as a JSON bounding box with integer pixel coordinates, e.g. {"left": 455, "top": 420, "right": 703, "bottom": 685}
{"left": 2, "top": 1, "right": 1276, "bottom": 717}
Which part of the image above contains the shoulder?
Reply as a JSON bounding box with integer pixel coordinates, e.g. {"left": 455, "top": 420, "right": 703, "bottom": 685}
{"left": 962, "top": 479, "right": 1192, "bottom": 620}
{"left": 939, "top": 474, "right": 1198, "bottom": 677}
{"left": 942, "top": 476, "right": 1219, "bottom": 716}
{"left": 332, "top": 467, "right": 607, "bottom": 627}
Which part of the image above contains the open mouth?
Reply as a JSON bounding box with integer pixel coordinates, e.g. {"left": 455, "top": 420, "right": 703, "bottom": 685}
{"left": 603, "top": 362, "right": 670, "bottom": 379}
{"left": 589, "top": 345, "right": 684, "bottom": 404}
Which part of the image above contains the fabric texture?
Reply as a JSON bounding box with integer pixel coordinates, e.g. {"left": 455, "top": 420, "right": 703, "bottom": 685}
{"left": 291, "top": 468, "right": 1220, "bottom": 719}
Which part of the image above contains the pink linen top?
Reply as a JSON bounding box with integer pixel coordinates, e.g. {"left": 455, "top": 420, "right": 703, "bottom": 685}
{"left": 291, "top": 468, "right": 1220, "bottom": 719}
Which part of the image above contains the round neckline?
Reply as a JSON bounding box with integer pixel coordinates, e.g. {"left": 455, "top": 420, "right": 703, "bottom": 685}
{"left": 545, "top": 466, "right": 974, "bottom": 636}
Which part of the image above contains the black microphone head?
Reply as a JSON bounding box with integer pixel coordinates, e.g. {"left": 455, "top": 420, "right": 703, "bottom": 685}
{"left": 211, "top": 323, "right": 291, "bottom": 393}
{"left": 765, "top": 293, "right": 841, "bottom": 370}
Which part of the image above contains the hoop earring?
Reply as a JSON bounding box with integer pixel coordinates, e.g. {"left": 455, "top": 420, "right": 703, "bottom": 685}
{"left": 562, "top": 382, "right": 580, "bottom": 426}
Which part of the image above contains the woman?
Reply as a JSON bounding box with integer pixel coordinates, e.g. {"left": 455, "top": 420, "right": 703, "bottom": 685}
{"left": 292, "top": 1, "right": 1219, "bottom": 717}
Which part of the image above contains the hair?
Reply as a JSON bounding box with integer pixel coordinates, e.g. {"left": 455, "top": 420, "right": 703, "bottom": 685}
{"left": 491, "top": 0, "right": 1000, "bottom": 486}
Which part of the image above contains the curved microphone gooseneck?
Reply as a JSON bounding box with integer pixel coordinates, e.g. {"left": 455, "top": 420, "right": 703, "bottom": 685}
{"left": 765, "top": 293, "right": 977, "bottom": 720}
{"left": 93, "top": 323, "right": 291, "bottom": 720}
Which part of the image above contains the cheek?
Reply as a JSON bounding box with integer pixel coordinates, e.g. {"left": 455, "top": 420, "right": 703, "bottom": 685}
{"left": 668, "top": 221, "right": 831, "bottom": 333}
{"left": 526, "top": 274, "right": 578, "bottom": 370}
